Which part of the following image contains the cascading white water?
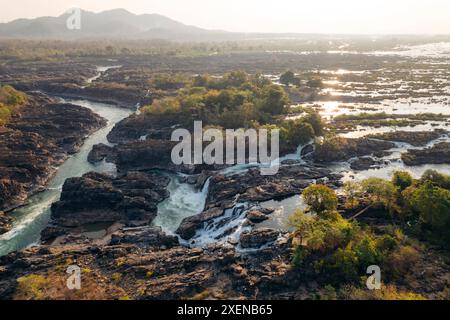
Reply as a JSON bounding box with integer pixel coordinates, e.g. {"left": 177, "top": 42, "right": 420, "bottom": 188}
{"left": 165, "top": 143, "right": 312, "bottom": 248}
{"left": 153, "top": 175, "right": 210, "bottom": 234}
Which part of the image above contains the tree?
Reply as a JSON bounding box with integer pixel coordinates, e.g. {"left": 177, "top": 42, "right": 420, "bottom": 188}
{"left": 258, "top": 85, "right": 289, "bottom": 115}
{"left": 361, "top": 177, "right": 400, "bottom": 215}
{"left": 302, "top": 184, "right": 338, "bottom": 217}
{"left": 307, "top": 76, "right": 323, "bottom": 88}
{"left": 420, "top": 170, "right": 450, "bottom": 189}
{"left": 343, "top": 181, "right": 363, "bottom": 209}
{"left": 303, "top": 111, "right": 325, "bottom": 136}
{"left": 409, "top": 181, "right": 450, "bottom": 234}
{"left": 279, "top": 71, "right": 296, "bottom": 86}
{"left": 282, "top": 120, "right": 315, "bottom": 147}
{"left": 392, "top": 171, "right": 413, "bottom": 191}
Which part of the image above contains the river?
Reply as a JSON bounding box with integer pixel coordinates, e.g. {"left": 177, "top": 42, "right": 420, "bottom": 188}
{"left": 0, "top": 98, "right": 132, "bottom": 256}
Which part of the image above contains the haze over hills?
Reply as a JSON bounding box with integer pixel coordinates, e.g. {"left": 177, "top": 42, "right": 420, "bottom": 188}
{"left": 0, "top": 8, "right": 238, "bottom": 41}
{"left": 2, "top": 8, "right": 450, "bottom": 46}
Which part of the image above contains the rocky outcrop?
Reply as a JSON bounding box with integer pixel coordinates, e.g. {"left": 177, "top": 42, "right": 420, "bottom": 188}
{"left": 107, "top": 113, "right": 190, "bottom": 144}
{"left": 246, "top": 208, "right": 274, "bottom": 223}
{"left": 112, "top": 139, "right": 183, "bottom": 173}
{"left": 368, "top": 130, "right": 447, "bottom": 147}
{"left": 106, "top": 139, "right": 225, "bottom": 174}
{"left": 19, "top": 82, "right": 149, "bottom": 109}
{"left": 0, "top": 95, "right": 107, "bottom": 211}
{"left": 176, "top": 206, "right": 227, "bottom": 240}
{"left": 207, "top": 166, "right": 341, "bottom": 205}
{"left": 0, "top": 236, "right": 296, "bottom": 300}
{"left": 87, "top": 143, "right": 115, "bottom": 163}
{"left": 312, "top": 137, "right": 395, "bottom": 163}
{"left": 239, "top": 228, "right": 280, "bottom": 248}
{"left": 110, "top": 226, "right": 179, "bottom": 248}
{"left": 350, "top": 157, "right": 387, "bottom": 171}
{"left": 402, "top": 142, "right": 450, "bottom": 166}
{"left": 177, "top": 165, "right": 342, "bottom": 240}
{"left": 43, "top": 171, "right": 170, "bottom": 241}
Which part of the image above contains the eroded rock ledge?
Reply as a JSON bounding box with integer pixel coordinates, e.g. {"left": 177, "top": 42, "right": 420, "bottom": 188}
{"left": 176, "top": 165, "right": 342, "bottom": 240}
{"left": 0, "top": 94, "right": 107, "bottom": 213}
{"left": 402, "top": 142, "right": 450, "bottom": 166}
{"left": 41, "top": 171, "right": 170, "bottom": 242}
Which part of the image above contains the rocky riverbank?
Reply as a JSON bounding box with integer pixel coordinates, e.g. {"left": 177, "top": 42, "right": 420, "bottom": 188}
{"left": 42, "top": 171, "right": 170, "bottom": 243}
{"left": 402, "top": 142, "right": 450, "bottom": 166}
{"left": 0, "top": 93, "right": 107, "bottom": 215}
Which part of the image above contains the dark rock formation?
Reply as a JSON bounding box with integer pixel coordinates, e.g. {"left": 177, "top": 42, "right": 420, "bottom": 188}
{"left": 246, "top": 208, "right": 274, "bottom": 223}
{"left": 112, "top": 139, "right": 184, "bottom": 173}
{"left": 110, "top": 226, "right": 179, "bottom": 248}
{"left": 0, "top": 95, "right": 106, "bottom": 211}
{"left": 107, "top": 113, "right": 190, "bottom": 144}
{"left": 239, "top": 228, "right": 280, "bottom": 248}
{"left": 402, "top": 142, "right": 450, "bottom": 166}
{"left": 43, "top": 171, "right": 170, "bottom": 241}
{"left": 176, "top": 207, "right": 225, "bottom": 240}
{"left": 19, "top": 82, "right": 149, "bottom": 109}
{"left": 350, "top": 157, "right": 385, "bottom": 171}
{"left": 368, "top": 130, "right": 447, "bottom": 147}
{"left": 87, "top": 143, "right": 115, "bottom": 163}
{"left": 300, "top": 144, "right": 315, "bottom": 157}
{"left": 312, "top": 137, "right": 395, "bottom": 163}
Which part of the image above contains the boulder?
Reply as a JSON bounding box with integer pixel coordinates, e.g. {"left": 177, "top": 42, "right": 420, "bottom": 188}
{"left": 246, "top": 208, "right": 274, "bottom": 223}
{"left": 43, "top": 171, "right": 170, "bottom": 240}
{"left": 240, "top": 228, "right": 279, "bottom": 249}
{"left": 110, "top": 226, "right": 179, "bottom": 248}
{"left": 402, "top": 142, "right": 450, "bottom": 166}
{"left": 313, "top": 137, "right": 395, "bottom": 163}
{"left": 87, "top": 143, "right": 114, "bottom": 163}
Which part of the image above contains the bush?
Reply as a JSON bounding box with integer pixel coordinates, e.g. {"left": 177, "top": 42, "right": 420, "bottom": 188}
{"left": 16, "top": 274, "right": 49, "bottom": 300}
{"left": 0, "top": 85, "right": 28, "bottom": 125}
{"left": 383, "top": 245, "right": 420, "bottom": 279}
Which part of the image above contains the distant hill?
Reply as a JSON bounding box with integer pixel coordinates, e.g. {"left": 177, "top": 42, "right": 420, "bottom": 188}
{"left": 0, "top": 8, "right": 236, "bottom": 41}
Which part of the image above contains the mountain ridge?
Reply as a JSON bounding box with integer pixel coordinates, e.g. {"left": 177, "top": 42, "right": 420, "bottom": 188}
{"left": 0, "top": 8, "right": 233, "bottom": 41}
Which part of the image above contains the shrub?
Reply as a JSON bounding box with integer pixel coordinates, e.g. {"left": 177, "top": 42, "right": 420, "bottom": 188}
{"left": 383, "top": 245, "right": 420, "bottom": 279}
{"left": 0, "top": 85, "right": 28, "bottom": 125}
{"left": 16, "top": 274, "right": 49, "bottom": 300}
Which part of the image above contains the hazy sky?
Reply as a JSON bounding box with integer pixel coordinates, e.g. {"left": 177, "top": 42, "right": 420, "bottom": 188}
{"left": 1, "top": 0, "right": 450, "bottom": 34}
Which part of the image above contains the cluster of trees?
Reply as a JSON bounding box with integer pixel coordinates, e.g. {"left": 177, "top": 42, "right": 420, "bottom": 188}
{"left": 288, "top": 170, "right": 449, "bottom": 296}
{"left": 143, "top": 71, "right": 326, "bottom": 151}
{"left": 0, "top": 85, "right": 28, "bottom": 126}
{"left": 279, "top": 71, "right": 323, "bottom": 89}
{"left": 277, "top": 112, "right": 325, "bottom": 151}
{"left": 343, "top": 170, "right": 450, "bottom": 247}
{"left": 144, "top": 71, "right": 288, "bottom": 127}
{"left": 288, "top": 184, "right": 420, "bottom": 286}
